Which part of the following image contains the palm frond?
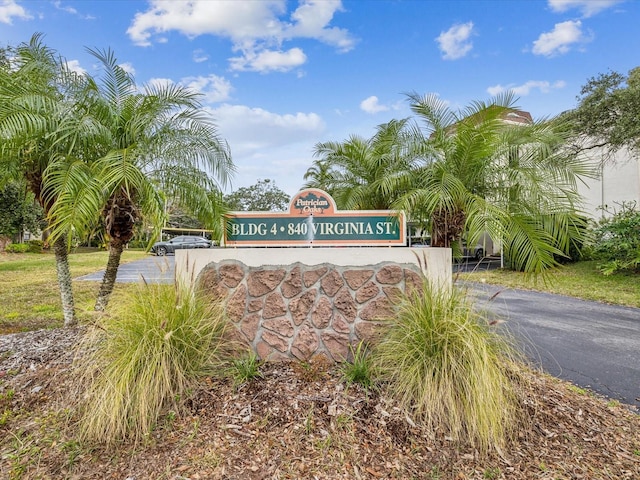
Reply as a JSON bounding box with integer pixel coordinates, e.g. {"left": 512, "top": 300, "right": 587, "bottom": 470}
{"left": 86, "top": 47, "right": 136, "bottom": 108}
{"left": 43, "top": 157, "right": 104, "bottom": 243}
{"left": 503, "top": 214, "right": 563, "bottom": 275}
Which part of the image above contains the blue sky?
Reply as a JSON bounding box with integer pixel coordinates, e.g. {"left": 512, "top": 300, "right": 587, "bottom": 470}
{"left": 1, "top": 0, "right": 638, "bottom": 197}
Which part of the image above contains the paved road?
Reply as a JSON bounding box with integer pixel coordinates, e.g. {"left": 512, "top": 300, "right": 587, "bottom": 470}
{"left": 76, "top": 255, "right": 175, "bottom": 284}
{"left": 79, "top": 257, "right": 640, "bottom": 409}
{"left": 466, "top": 282, "right": 640, "bottom": 409}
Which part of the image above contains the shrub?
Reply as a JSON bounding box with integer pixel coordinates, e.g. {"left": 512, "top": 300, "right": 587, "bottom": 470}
{"left": 4, "top": 243, "right": 29, "bottom": 253}
{"left": 371, "top": 281, "right": 522, "bottom": 453}
{"left": 77, "top": 282, "right": 236, "bottom": 445}
{"left": 27, "top": 239, "right": 44, "bottom": 253}
{"left": 589, "top": 202, "right": 640, "bottom": 275}
{"left": 127, "top": 239, "right": 148, "bottom": 249}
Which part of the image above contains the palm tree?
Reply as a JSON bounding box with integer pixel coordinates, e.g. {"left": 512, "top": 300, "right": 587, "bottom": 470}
{"left": 392, "top": 92, "right": 592, "bottom": 273}
{"left": 0, "top": 34, "right": 92, "bottom": 326}
{"left": 311, "top": 118, "right": 415, "bottom": 210}
{"left": 302, "top": 159, "right": 335, "bottom": 193}
{"left": 46, "top": 48, "right": 234, "bottom": 311}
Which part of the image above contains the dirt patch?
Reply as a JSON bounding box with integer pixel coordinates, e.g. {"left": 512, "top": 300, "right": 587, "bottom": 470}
{"left": 1, "top": 328, "right": 639, "bottom": 479}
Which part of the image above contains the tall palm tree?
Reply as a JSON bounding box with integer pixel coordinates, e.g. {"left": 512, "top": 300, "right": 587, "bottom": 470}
{"left": 0, "top": 34, "right": 92, "bottom": 326}
{"left": 392, "top": 92, "right": 592, "bottom": 273}
{"left": 311, "top": 118, "right": 415, "bottom": 210}
{"left": 47, "top": 48, "right": 234, "bottom": 311}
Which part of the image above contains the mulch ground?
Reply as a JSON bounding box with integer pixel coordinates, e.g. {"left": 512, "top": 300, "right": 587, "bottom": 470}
{"left": 1, "top": 328, "right": 639, "bottom": 479}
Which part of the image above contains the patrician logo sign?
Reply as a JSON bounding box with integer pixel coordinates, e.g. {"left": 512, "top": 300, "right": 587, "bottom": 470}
{"left": 294, "top": 191, "right": 330, "bottom": 214}
{"left": 224, "top": 188, "right": 406, "bottom": 247}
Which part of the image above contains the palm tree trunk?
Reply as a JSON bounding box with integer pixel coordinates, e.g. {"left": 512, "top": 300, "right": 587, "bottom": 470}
{"left": 95, "top": 241, "right": 125, "bottom": 312}
{"left": 430, "top": 208, "right": 466, "bottom": 248}
{"left": 53, "top": 235, "right": 77, "bottom": 327}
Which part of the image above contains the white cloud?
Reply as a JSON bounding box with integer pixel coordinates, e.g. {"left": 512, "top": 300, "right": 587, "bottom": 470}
{"left": 229, "top": 47, "right": 306, "bottom": 73}
{"left": 211, "top": 104, "right": 324, "bottom": 152}
{"left": 0, "top": 0, "right": 32, "bottom": 24}
{"left": 119, "top": 62, "right": 136, "bottom": 75}
{"left": 53, "top": 1, "right": 76, "bottom": 15}
{"left": 110, "top": 85, "right": 323, "bottom": 192}
{"left": 532, "top": 20, "right": 589, "bottom": 56}
{"left": 146, "top": 74, "right": 233, "bottom": 104}
{"left": 360, "top": 96, "right": 389, "bottom": 114}
{"left": 65, "top": 59, "right": 87, "bottom": 75}
{"left": 183, "top": 74, "right": 233, "bottom": 103}
{"left": 208, "top": 103, "right": 326, "bottom": 194}
{"left": 436, "top": 22, "right": 474, "bottom": 60}
{"left": 127, "top": 0, "right": 286, "bottom": 47}
{"left": 285, "top": 0, "right": 355, "bottom": 53}
{"left": 146, "top": 77, "right": 174, "bottom": 91}
{"left": 548, "top": 0, "right": 622, "bottom": 17}
{"left": 53, "top": 0, "right": 95, "bottom": 20}
{"left": 126, "top": 0, "right": 355, "bottom": 73}
{"left": 487, "top": 80, "right": 567, "bottom": 96}
{"left": 192, "top": 49, "right": 209, "bottom": 63}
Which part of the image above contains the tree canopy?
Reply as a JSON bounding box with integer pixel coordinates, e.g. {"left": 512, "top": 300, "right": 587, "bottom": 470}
{"left": 395, "top": 92, "right": 590, "bottom": 274}
{"left": 44, "top": 47, "right": 233, "bottom": 311}
{"left": 569, "top": 67, "right": 640, "bottom": 154}
{"left": 0, "top": 34, "right": 91, "bottom": 325}
{"left": 308, "top": 91, "right": 592, "bottom": 274}
{"left": 1, "top": 34, "right": 233, "bottom": 316}
{"left": 310, "top": 119, "right": 415, "bottom": 210}
{"left": 224, "top": 179, "right": 290, "bottom": 212}
{"left": 0, "top": 181, "right": 44, "bottom": 241}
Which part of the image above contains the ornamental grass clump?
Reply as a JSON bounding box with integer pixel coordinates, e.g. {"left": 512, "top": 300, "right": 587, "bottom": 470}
{"left": 340, "top": 341, "right": 375, "bottom": 390}
{"left": 77, "top": 281, "right": 234, "bottom": 445}
{"left": 228, "top": 350, "right": 263, "bottom": 389}
{"left": 372, "top": 281, "right": 523, "bottom": 453}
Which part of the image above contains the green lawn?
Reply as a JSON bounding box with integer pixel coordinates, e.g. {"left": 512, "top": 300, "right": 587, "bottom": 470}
{"left": 460, "top": 260, "right": 640, "bottom": 308}
{"left": 0, "top": 249, "right": 149, "bottom": 334}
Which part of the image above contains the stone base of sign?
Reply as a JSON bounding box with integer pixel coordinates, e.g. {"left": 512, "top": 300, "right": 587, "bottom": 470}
{"left": 176, "top": 248, "right": 451, "bottom": 362}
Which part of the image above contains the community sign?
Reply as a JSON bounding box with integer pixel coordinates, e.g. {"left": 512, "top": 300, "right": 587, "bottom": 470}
{"left": 224, "top": 188, "right": 406, "bottom": 247}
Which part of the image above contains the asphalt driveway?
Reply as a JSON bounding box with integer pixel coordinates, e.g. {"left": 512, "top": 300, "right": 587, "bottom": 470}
{"left": 76, "top": 255, "right": 175, "bottom": 284}
{"left": 467, "top": 282, "right": 640, "bottom": 409}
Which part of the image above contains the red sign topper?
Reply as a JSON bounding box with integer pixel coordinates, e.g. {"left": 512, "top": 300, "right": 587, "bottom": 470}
{"left": 290, "top": 188, "right": 337, "bottom": 215}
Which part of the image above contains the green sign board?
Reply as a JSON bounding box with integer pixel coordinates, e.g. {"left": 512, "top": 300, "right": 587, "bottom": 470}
{"left": 224, "top": 189, "right": 406, "bottom": 247}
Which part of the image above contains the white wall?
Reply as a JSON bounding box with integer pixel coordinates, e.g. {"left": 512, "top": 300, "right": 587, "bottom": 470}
{"left": 577, "top": 147, "right": 640, "bottom": 220}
